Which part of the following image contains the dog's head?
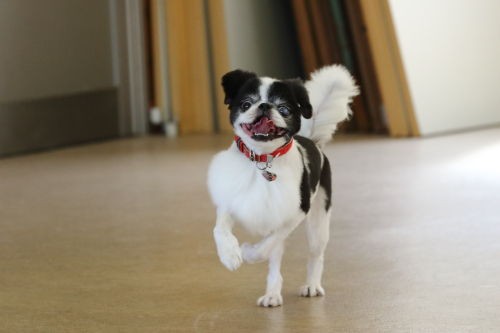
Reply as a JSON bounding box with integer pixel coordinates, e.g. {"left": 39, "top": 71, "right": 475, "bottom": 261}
{"left": 221, "top": 69, "right": 312, "bottom": 152}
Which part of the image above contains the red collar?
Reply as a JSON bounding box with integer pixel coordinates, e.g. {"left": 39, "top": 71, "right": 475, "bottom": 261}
{"left": 234, "top": 136, "right": 294, "bottom": 163}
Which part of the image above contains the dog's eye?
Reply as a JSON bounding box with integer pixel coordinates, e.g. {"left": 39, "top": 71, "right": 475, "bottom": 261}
{"left": 278, "top": 105, "right": 291, "bottom": 116}
{"left": 241, "top": 101, "right": 252, "bottom": 111}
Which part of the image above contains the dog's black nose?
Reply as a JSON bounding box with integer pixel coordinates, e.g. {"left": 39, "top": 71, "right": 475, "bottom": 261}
{"left": 258, "top": 103, "right": 272, "bottom": 117}
{"left": 258, "top": 103, "right": 272, "bottom": 112}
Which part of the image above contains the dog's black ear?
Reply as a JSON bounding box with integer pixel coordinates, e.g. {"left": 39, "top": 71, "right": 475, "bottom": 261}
{"left": 284, "top": 79, "right": 313, "bottom": 119}
{"left": 221, "top": 69, "right": 258, "bottom": 106}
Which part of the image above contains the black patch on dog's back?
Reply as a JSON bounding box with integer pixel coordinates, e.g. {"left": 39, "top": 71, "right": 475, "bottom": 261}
{"left": 295, "top": 135, "right": 322, "bottom": 213}
{"left": 299, "top": 165, "right": 310, "bottom": 213}
{"left": 320, "top": 154, "right": 332, "bottom": 210}
{"left": 295, "top": 136, "right": 321, "bottom": 191}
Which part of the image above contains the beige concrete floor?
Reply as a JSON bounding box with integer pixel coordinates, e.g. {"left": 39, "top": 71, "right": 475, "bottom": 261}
{"left": 1, "top": 128, "right": 500, "bottom": 332}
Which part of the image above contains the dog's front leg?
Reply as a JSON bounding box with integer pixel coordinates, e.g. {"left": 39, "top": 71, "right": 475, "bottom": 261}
{"left": 213, "top": 209, "right": 242, "bottom": 271}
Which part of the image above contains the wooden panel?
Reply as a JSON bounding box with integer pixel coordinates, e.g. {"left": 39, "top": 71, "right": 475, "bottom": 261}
{"left": 328, "top": 0, "right": 370, "bottom": 132}
{"left": 359, "top": 0, "right": 419, "bottom": 136}
{"left": 319, "top": 0, "right": 343, "bottom": 67}
{"left": 291, "top": 0, "right": 320, "bottom": 75}
{"left": 206, "top": 0, "right": 232, "bottom": 133}
{"left": 149, "top": 0, "right": 164, "bottom": 112}
{"left": 343, "top": 0, "right": 386, "bottom": 133}
{"left": 380, "top": 0, "right": 419, "bottom": 136}
{"left": 308, "top": 0, "right": 326, "bottom": 65}
{"left": 164, "top": 0, "right": 213, "bottom": 134}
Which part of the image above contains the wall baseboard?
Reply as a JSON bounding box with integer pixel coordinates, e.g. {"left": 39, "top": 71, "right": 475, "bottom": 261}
{"left": 0, "top": 89, "right": 119, "bottom": 156}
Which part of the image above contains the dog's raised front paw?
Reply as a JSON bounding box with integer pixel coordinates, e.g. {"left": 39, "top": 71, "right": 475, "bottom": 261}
{"left": 220, "top": 248, "right": 242, "bottom": 271}
{"left": 257, "top": 293, "right": 283, "bottom": 307}
{"left": 216, "top": 238, "right": 242, "bottom": 271}
{"left": 300, "top": 284, "right": 325, "bottom": 297}
{"left": 219, "top": 246, "right": 242, "bottom": 271}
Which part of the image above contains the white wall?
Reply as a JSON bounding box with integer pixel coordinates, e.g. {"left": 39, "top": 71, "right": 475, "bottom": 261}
{"left": 389, "top": 0, "right": 500, "bottom": 135}
{"left": 223, "top": 0, "right": 301, "bottom": 79}
{"left": 0, "top": 0, "right": 114, "bottom": 103}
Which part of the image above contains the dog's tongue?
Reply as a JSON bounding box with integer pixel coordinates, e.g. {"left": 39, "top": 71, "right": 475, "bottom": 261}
{"left": 253, "top": 117, "right": 275, "bottom": 134}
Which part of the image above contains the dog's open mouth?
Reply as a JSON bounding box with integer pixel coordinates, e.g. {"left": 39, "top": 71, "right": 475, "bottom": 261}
{"left": 240, "top": 116, "right": 288, "bottom": 141}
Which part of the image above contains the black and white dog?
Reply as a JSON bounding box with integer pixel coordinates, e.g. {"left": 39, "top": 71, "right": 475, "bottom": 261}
{"left": 208, "top": 65, "right": 358, "bottom": 307}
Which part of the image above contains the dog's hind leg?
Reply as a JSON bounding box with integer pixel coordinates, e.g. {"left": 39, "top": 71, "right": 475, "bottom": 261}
{"left": 300, "top": 187, "right": 331, "bottom": 297}
{"left": 257, "top": 241, "right": 284, "bottom": 307}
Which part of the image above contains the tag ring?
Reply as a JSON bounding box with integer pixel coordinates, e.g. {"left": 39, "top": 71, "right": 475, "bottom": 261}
{"left": 256, "top": 161, "right": 269, "bottom": 170}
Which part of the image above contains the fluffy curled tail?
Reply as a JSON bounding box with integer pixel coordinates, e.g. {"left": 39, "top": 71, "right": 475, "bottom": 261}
{"left": 297, "top": 65, "right": 359, "bottom": 148}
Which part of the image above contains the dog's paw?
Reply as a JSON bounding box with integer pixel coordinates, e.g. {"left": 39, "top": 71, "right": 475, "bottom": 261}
{"left": 241, "top": 242, "right": 266, "bottom": 264}
{"left": 300, "top": 284, "right": 325, "bottom": 297}
{"left": 219, "top": 247, "right": 242, "bottom": 271}
{"left": 216, "top": 239, "right": 242, "bottom": 271}
{"left": 257, "top": 293, "right": 283, "bottom": 307}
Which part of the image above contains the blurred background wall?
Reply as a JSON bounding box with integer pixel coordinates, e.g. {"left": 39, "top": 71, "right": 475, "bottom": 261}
{"left": 388, "top": 0, "right": 500, "bottom": 135}
{"left": 0, "top": 1, "right": 114, "bottom": 102}
{"left": 0, "top": 0, "right": 148, "bottom": 156}
{"left": 1, "top": 0, "right": 500, "bottom": 156}
{"left": 224, "top": 0, "right": 302, "bottom": 79}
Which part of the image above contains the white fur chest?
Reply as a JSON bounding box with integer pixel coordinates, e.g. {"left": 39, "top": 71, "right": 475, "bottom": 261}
{"left": 208, "top": 144, "right": 303, "bottom": 236}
